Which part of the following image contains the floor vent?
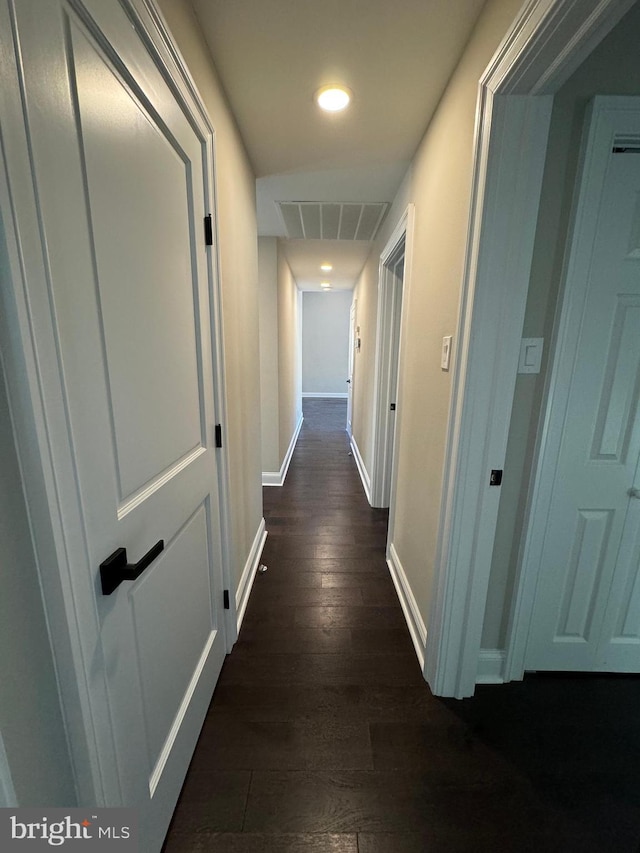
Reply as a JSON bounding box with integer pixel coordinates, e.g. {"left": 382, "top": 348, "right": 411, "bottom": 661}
{"left": 277, "top": 201, "right": 389, "bottom": 241}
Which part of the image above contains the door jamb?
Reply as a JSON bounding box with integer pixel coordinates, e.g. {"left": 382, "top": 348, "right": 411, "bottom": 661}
{"left": 370, "top": 204, "right": 415, "bottom": 509}
{"left": 426, "top": 0, "right": 635, "bottom": 698}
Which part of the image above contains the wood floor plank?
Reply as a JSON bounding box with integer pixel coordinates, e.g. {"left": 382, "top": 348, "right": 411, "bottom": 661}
{"left": 190, "top": 718, "right": 373, "bottom": 772}
{"left": 293, "top": 605, "right": 404, "bottom": 629}
{"left": 235, "top": 626, "right": 352, "bottom": 655}
{"left": 165, "top": 771, "right": 250, "bottom": 836}
{"left": 217, "top": 652, "right": 423, "bottom": 687}
{"left": 242, "top": 770, "right": 538, "bottom": 834}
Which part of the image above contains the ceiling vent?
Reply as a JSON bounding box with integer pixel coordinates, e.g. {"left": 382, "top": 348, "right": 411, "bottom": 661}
{"left": 277, "top": 202, "right": 389, "bottom": 241}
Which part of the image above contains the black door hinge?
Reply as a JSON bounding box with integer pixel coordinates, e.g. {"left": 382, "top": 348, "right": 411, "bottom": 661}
{"left": 223, "top": 589, "right": 230, "bottom": 610}
{"left": 204, "top": 214, "right": 213, "bottom": 246}
{"left": 215, "top": 424, "right": 222, "bottom": 448}
{"left": 490, "top": 469, "right": 503, "bottom": 486}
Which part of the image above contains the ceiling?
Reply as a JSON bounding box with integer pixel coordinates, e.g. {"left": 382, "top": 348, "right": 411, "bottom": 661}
{"left": 191, "top": 0, "right": 487, "bottom": 289}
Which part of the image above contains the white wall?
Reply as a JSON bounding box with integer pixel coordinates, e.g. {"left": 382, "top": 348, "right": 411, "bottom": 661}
{"left": 258, "top": 237, "right": 280, "bottom": 473}
{"left": 258, "top": 239, "right": 302, "bottom": 479}
{"left": 302, "top": 291, "right": 352, "bottom": 395}
{"left": 277, "top": 244, "right": 303, "bottom": 463}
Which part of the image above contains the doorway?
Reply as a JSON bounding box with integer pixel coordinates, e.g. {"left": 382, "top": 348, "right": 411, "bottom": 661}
{"left": 508, "top": 97, "right": 640, "bottom": 675}
{"left": 370, "top": 206, "right": 413, "bottom": 510}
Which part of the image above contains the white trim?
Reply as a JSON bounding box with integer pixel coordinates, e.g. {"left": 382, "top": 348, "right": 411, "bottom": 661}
{"left": 387, "top": 543, "right": 427, "bottom": 670}
{"left": 262, "top": 413, "right": 303, "bottom": 486}
{"left": 370, "top": 205, "right": 415, "bottom": 511}
{"left": 149, "top": 629, "right": 216, "bottom": 796}
{"left": 476, "top": 650, "right": 506, "bottom": 685}
{"left": 302, "top": 392, "right": 348, "bottom": 399}
{"left": 425, "top": 0, "right": 634, "bottom": 699}
{"left": 504, "top": 96, "right": 640, "bottom": 682}
{"left": 346, "top": 298, "right": 356, "bottom": 438}
{"left": 0, "top": 730, "right": 17, "bottom": 808}
{"left": 235, "top": 518, "right": 267, "bottom": 633}
{"left": 349, "top": 435, "right": 372, "bottom": 504}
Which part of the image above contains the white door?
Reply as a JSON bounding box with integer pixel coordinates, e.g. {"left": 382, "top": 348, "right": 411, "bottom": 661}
{"left": 525, "top": 100, "right": 640, "bottom": 672}
{"left": 4, "top": 1, "right": 227, "bottom": 849}
{"left": 347, "top": 300, "right": 356, "bottom": 436}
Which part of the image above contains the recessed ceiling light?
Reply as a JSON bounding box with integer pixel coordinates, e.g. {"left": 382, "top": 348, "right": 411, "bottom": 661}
{"left": 320, "top": 263, "right": 333, "bottom": 272}
{"left": 321, "top": 282, "right": 332, "bottom": 289}
{"left": 315, "top": 86, "right": 351, "bottom": 113}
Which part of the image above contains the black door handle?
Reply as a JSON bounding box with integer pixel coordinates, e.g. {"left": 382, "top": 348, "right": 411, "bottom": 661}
{"left": 100, "top": 540, "right": 164, "bottom": 595}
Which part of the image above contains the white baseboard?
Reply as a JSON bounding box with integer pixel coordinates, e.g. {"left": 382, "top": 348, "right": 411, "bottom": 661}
{"left": 476, "top": 649, "right": 506, "bottom": 684}
{"left": 235, "top": 518, "right": 267, "bottom": 633}
{"left": 262, "top": 414, "right": 303, "bottom": 487}
{"left": 349, "top": 435, "right": 371, "bottom": 504}
{"left": 302, "top": 392, "right": 348, "bottom": 399}
{"left": 387, "top": 542, "right": 427, "bottom": 670}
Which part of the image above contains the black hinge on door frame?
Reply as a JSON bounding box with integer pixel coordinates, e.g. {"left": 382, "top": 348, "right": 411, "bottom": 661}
{"left": 204, "top": 214, "right": 213, "bottom": 246}
{"left": 223, "top": 590, "right": 230, "bottom": 610}
{"left": 215, "top": 424, "right": 222, "bottom": 448}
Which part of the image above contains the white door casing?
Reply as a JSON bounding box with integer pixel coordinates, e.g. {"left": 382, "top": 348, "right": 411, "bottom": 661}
{"left": 346, "top": 299, "right": 356, "bottom": 437}
{"left": 0, "top": 0, "right": 231, "bottom": 849}
{"left": 511, "top": 97, "right": 640, "bottom": 674}
{"left": 371, "top": 205, "right": 414, "bottom": 511}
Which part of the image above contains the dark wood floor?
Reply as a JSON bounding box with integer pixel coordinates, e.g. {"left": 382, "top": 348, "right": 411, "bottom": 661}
{"left": 164, "top": 398, "right": 640, "bottom": 852}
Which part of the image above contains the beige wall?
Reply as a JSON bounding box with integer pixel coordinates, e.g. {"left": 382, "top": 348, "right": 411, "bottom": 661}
{"left": 258, "top": 239, "right": 301, "bottom": 475}
{"left": 157, "top": 0, "right": 263, "bottom": 590}
{"left": 277, "top": 243, "right": 302, "bottom": 462}
{"left": 482, "top": 0, "right": 640, "bottom": 648}
{"left": 352, "top": 0, "right": 524, "bottom": 627}
{"left": 258, "top": 237, "right": 280, "bottom": 473}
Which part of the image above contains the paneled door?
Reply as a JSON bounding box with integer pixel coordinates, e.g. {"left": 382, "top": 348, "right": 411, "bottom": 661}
{"left": 2, "top": 1, "right": 227, "bottom": 849}
{"left": 525, "top": 99, "right": 640, "bottom": 672}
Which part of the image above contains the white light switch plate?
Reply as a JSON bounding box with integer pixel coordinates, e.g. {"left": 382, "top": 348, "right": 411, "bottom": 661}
{"left": 441, "top": 336, "right": 452, "bottom": 371}
{"left": 518, "top": 337, "right": 544, "bottom": 373}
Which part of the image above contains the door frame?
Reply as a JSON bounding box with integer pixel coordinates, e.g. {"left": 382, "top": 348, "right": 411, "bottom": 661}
{"left": 346, "top": 298, "right": 356, "bottom": 437}
{"left": 503, "top": 96, "right": 640, "bottom": 680}
{"left": 370, "top": 204, "right": 415, "bottom": 508}
{"left": 426, "top": 0, "right": 635, "bottom": 698}
{"left": 0, "top": 0, "right": 233, "bottom": 804}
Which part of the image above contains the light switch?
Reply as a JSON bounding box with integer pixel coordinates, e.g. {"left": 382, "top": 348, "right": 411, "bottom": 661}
{"left": 518, "top": 337, "right": 543, "bottom": 374}
{"left": 441, "top": 336, "right": 452, "bottom": 371}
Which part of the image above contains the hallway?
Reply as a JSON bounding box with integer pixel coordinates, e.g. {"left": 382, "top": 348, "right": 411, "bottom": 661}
{"left": 163, "top": 400, "right": 640, "bottom": 853}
